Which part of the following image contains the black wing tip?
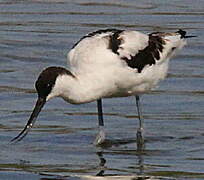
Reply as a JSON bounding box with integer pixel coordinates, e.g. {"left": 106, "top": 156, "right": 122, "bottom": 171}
{"left": 177, "top": 29, "right": 186, "bottom": 38}
{"left": 177, "top": 29, "right": 197, "bottom": 39}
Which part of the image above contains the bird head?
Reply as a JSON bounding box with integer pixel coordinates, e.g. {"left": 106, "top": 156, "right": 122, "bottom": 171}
{"left": 11, "top": 66, "right": 74, "bottom": 142}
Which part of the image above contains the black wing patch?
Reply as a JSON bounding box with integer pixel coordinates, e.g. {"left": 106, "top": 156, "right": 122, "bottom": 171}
{"left": 72, "top": 28, "right": 123, "bottom": 49}
{"left": 108, "top": 30, "right": 123, "bottom": 54}
{"left": 122, "top": 35, "right": 165, "bottom": 73}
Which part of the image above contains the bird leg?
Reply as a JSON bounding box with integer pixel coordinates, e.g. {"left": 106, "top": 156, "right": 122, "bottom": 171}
{"left": 135, "top": 95, "right": 145, "bottom": 151}
{"left": 94, "top": 99, "right": 106, "bottom": 145}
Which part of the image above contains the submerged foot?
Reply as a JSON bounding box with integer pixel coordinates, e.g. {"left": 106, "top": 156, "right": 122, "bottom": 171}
{"left": 94, "top": 127, "right": 106, "bottom": 145}
{"left": 137, "top": 128, "right": 145, "bottom": 151}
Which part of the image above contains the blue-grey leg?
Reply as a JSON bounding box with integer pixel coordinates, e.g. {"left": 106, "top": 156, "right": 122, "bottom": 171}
{"left": 97, "top": 99, "right": 104, "bottom": 127}
{"left": 94, "top": 99, "right": 106, "bottom": 145}
{"left": 135, "top": 95, "right": 145, "bottom": 150}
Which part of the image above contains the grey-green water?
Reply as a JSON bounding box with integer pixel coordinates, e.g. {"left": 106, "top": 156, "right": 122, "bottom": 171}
{"left": 0, "top": 0, "right": 204, "bottom": 179}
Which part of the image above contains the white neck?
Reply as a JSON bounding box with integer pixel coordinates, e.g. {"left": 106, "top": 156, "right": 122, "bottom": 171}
{"left": 47, "top": 73, "right": 112, "bottom": 104}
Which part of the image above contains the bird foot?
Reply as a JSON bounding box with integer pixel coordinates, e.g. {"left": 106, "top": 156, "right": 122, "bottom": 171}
{"left": 137, "top": 128, "right": 145, "bottom": 151}
{"left": 94, "top": 127, "right": 106, "bottom": 146}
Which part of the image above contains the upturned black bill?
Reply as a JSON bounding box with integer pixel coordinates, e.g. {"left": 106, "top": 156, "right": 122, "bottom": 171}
{"left": 11, "top": 97, "right": 46, "bottom": 142}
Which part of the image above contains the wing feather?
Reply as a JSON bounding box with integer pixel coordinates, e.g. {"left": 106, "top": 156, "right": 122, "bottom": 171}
{"left": 67, "top": 29, "right": 185, "bottom": 74}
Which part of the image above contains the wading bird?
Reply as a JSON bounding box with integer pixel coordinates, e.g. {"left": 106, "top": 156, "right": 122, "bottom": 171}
{"left": 11, "top": 29, "right": 195, "bottom": 150}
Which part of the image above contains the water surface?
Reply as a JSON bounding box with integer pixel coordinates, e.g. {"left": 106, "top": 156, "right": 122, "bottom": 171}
{"left": 0, "top": 0, "right": 204, "bottom": 179}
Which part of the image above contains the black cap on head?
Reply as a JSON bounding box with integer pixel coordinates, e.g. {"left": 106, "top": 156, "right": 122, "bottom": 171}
{"left": 36, "top": 66, "right": 73, "bottom": 99}
{"left": 36, "top": 67, "right": 58, "bottom": 99}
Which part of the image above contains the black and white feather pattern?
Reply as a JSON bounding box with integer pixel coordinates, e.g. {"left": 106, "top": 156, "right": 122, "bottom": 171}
{"left": 65, "top": 29, "right": 186, "bottom": 101}
{"left": 10, "top": 28, "right": 190, "bottom": 143}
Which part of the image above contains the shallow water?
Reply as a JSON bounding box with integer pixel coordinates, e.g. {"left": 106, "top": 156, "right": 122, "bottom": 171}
{"left": 0, "top": 0, "right": 204, "bottom": 179}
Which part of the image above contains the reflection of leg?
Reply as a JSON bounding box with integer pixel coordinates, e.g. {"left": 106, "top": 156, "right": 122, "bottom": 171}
{"left": 135, "top": 95, "right": 145, "bottom": 151}
{"left": 94, "top": 99, "right": 105, "bottom": 145}
{"left": 138, "top": 152, "right": 144, "bottom": 175}
{"left": 96, "top": 151, "right": 106, "bottom": 176}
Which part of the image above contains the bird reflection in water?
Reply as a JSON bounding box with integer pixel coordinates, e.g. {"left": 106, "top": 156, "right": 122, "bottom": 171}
{"left": 96, "top": 151, "right": 106, "bottom": 176}
{"left": 95, "top": 149, "right": 145, "bottom": 177}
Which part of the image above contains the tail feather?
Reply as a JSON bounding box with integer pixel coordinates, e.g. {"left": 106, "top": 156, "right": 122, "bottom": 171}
{"left": 150, "top": 29, "right": 196, "bottom": 39}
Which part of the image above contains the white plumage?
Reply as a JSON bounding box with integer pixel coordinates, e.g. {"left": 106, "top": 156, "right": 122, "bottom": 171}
{"left": 51, "top": 29, "right": 186, "bottom": 103}
{"left": 12, "top": 28, "right": 192, "bottom": 149}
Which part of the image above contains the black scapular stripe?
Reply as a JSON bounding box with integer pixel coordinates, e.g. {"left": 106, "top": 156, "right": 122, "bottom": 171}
{"left": 122, "top": 35, "right": 165, "bottom": 73}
